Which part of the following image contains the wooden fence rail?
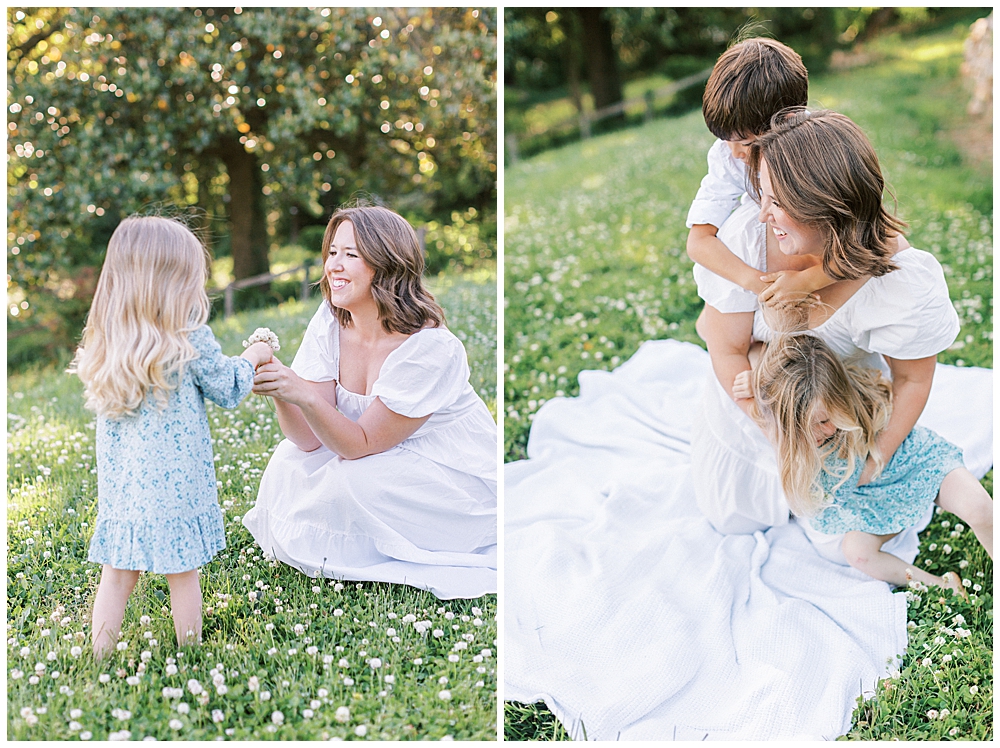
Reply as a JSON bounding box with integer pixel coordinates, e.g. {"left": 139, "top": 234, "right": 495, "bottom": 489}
{"left": 508, "top": 66, "right": 713, "bottom": 163}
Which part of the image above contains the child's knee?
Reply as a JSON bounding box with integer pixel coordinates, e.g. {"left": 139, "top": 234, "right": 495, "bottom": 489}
{"left": 841, "top": 532, "right": 876, "bottom": 569}
{"left": 101, "top": 566, "right": 140, "bottom": 590}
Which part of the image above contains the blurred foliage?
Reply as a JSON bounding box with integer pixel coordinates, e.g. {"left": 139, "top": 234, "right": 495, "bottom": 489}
{"left": 505, "top": 7, "right": 981, "bottom": 93}
{"left": 7, "top": 7, "right": 496, "bottom": 367}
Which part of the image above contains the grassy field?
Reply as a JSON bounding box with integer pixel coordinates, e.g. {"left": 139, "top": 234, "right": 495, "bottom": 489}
{"left": 7, "top": 268, "right": 498, "bottom": 741}
{"left": 503, "top": 21, "right": 992, "bottom": 741}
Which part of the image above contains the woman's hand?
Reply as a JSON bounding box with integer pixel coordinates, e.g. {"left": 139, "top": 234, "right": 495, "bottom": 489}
{"left": 253, "top": 357, "right": 313, "bottom": 407}
{"left": 732, "top": 370, "right": 754, "bottom": 400}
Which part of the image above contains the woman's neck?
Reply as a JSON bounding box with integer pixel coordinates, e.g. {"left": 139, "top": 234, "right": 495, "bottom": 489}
{"left": 344, "top": 299, "right": 387, "bottom": 343}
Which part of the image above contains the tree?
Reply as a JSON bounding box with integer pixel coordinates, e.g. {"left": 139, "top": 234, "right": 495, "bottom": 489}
{"left": 574, "top": 9, "right": 622, "bottom": 114}
{"left": 7, "top": 7, "right": 496, "bottom": 362}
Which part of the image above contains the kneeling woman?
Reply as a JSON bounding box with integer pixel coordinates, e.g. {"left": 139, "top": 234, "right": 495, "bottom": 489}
{"left": 243, "top": 205, "right": 496, "bottom": 600}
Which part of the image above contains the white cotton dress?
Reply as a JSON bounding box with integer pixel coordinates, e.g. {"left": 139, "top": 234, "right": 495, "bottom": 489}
{"left": 691, "top": 201, "right": 961, "bottom": 547}
{"left": 504, "top": 202, "right": 988, "bottom": 740}
{"left": 242, "top": 301, "right": 497, "bottom": 600}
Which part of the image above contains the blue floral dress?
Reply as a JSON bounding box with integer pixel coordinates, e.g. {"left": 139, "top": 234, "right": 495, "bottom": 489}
{"left": 809, "top": 426, "right": 965, "bottom": 535}
{"left": 88, "top": 325, "right": 255, "bottom": 573}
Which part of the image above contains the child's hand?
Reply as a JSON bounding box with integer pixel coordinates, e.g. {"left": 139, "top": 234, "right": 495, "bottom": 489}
{"left": 732, "top": 370, "right": 754, "bottom": 400}
{"left": 758, "top": 268, "right": 824, "bottom": 307}
{"left": 241, "top": 341, "right": 274, "bottom": 370}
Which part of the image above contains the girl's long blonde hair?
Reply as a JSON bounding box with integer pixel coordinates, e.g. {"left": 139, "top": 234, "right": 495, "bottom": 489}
{"left": 70, "top": 216, "right": 211, "bottom": 418}
{"left": 748, "top": 333, "right": 893, "bottom": 517}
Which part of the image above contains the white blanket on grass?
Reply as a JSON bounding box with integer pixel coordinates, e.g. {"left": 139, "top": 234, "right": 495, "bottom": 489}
{"left": 504, "top": 339, "right": 992, "bottom": 741}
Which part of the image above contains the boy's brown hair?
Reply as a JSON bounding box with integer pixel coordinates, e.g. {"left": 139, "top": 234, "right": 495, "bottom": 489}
{"left": 702, "top": 37, "right": 809, "bottom": 141}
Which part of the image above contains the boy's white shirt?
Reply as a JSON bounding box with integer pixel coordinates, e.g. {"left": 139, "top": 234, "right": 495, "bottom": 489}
{"left": 685, "top": 139, "right": 748, "bottom": 230}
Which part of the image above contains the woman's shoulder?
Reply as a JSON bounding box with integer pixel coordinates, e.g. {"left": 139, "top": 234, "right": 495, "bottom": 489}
{"left": 861, "top": 247, "right": 950, "bottom": 301}
{"left": 391, "top": 325, "right": 465, "bottom": 362}
{"left": 848, "top": 247, "right": 959, "bottom": 356}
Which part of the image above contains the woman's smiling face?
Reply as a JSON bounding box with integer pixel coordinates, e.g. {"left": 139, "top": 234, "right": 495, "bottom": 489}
{"left": 325, "top": 220, "right": 375, "bottom": 308}
{"left": 758, "top": 159, "right": 827, "bottom": 258}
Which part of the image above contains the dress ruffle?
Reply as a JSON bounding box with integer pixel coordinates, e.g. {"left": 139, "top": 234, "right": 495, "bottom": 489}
{"left": 88, "top": 507, "right": 226, "bottom": 573}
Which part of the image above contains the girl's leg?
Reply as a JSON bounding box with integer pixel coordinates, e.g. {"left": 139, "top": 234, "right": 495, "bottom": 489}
{"left": 92, "top": 566, "right": 141, "bottom": 658}
{"left": 935, "top": 468, "right": 993, "bottom": 559}
{"left": 841, "top": 531, "right": 964, "bottom": 595}
{"left": 166, "top": 569, "right": 203, "bottom": 646}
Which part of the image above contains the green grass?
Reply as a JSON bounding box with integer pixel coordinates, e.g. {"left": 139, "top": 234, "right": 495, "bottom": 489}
{"left": 7, "top": 268, "right": 498, "bottom": 741}
{"left": 503, "top": 21, "right": 992, "bottom": 741}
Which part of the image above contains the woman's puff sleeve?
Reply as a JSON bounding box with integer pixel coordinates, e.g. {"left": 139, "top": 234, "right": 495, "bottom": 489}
{"left": 188, "top": 325, "right": 255, "bottom": 408}
{"left": 290, "top": 301, "right": 338, "bottom": 382}
{"left": 850, "top": 249, "right": 960, "bottom": 359}
{"left": 371, "top": 330, "right": 469, "bottom": 419}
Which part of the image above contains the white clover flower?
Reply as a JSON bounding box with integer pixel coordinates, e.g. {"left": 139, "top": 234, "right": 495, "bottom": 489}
{"left": 212, "top": 710, "right": 224, "bottom": 723}
{"left": 386, "top": 628, "right": 396, "bottom": 637}
{"left": 216, "top": 684, "right": 228, "bottom": 696}
{"left": 306, "top": 646, "right": 318, "bottom": 656}
{"left": 369, "top": 658, "right": 382, "bottom": 669}
{"left": 402, "top": 614, "right": 417, "bottom": 623}
{"left": 186, "top": 679, "right": 203, "bottom": 695}
{"left": 335, "top": 706, "right": 350, "bottom": 723}
{"left": 169, "top": 719, "right": 183, "bottom": 730}
{"left": 141, "top": 651, "right": 152, "bottom": 662}
{"left": 310, "top": 699, "right": 322, "bottom": 709}
{"left": 432, "top": 629, "right": 444, "bottom": 638}
{"left": 140, "top": 616, "right": 151, "bottom": 626}
{"left": 247, "top": 676, "right": 259, "bottom": 692}
{"left": 294, "top": 624, "right": 305, "bottom": 636}
{"left": 271, "top": 711, "right": 284, "bottom": 725}
{"left": 437, "top": 690, "right": 452, "bottom": 701}
{"left": 413, "top": 658, "right": 422, "bottom": 665}
{"left": 926, "top": 709, "right": 939, "bottom": 719}
{"left": 70, "top": 646, "right": 83, "bottom": 658}
{"left": 323, "top": 655, "right": 335, "bottom": 665}
{"left": 338, "top": 657, "right": 349, "bottom": 668}
{"left": 11, "top": 669, "right": 23, "bottom": 679}
{"left": 448, "top": 654, "right": 459, "bottom": 663}
{"left": 333, "top": 609, "right": 343, "bottom": 617}
{"left": 343, "top": 677, "right": 355, "bottom": 686}
{"left": 116, "top": 642, "right": 128, "bottom": 651}
{"left": 126, "top": 676, "right": 140, "bottom": 686}
{"left": 303, "top": 709, "right": 314, "bottom": 719}
{"left": 260, "top": 691, "right": 271, "bottom": 701}
{"left": 438, "top": 676, "right": 449, "bottom": 685}
{"left": 318, "top": 688, "right": 329, "bottom": 698}
{"left": 69, "top": 721, "right": 82, "bottom": 731}
{"left": 99, "top": 674, "right": 111, "bottom": 684}
{"left": 243, "top": 328, "right": 280, "bottom": 352}
{"left": 970, "top": 685, "right": 979, "bottom": 695}
{"left": 177, "top": 703, "right": 190, "bottom": 715}
{"left": 80, "top": 731, "right": 93, "bottom": 741}
{"left": 46, "top": 651, "right": 57, "bottom": 661}
{"left": 354, "top": 725, "right": 367, "bottom": 737}
{"left": 384, "top": 675, "right": 395, "bottom": 684}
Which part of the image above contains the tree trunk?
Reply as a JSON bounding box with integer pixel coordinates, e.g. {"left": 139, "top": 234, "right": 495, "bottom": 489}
{"left": 564, "top": 11, "right": 584, "bottom": 113}
{"left": 219, "top": 138, "right": 269, "bottom": 281}
{"left": 575, "top": 8, "right": 623, "bottom": 116}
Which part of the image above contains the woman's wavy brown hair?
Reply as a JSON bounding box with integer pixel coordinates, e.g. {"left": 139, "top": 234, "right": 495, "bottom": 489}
{"left": 319, "top": 204, "right": 444, "bottom": 334}
{"left": 747, "top": 108, "right": 905, "bottom": 281}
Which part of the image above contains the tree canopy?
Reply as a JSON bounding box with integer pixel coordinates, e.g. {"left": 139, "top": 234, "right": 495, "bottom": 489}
{"left": 7, "top": 7, "right": 496, "bottom": 362}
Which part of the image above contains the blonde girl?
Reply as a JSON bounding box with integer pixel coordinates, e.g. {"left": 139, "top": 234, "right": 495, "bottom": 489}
{"left": 71, "top": 216, "right": 274, "bottom": 658}
{"left": 735, "top": 333, "right": 993, "bottom": 593}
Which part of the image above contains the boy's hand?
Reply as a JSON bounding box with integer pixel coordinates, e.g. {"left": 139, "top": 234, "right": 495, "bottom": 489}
{"left": 240, "top": 341, "right": 274, "bottom": 370}
{"left": 758, "top": 267, "right": 826, "bottom": 306}
{"left": 732, "top": 370, "right": 754, "bottom": 400}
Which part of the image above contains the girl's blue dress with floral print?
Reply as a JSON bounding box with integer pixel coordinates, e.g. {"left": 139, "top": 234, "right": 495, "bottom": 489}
{"left": 810, "top": 426, "right": 965, "bottom": 535}
{"left": 88, "top": 325, "right": 255, "bottom": 573}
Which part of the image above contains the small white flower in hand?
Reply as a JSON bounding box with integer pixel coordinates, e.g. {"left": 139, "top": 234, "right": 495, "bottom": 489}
{"left": 243, "top": 327, "right": 280, "bottom": 352}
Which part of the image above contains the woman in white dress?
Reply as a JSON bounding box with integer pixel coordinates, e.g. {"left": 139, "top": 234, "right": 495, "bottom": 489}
{"left": 242, "top": 205, "right": 496, "bottom": 600}
{"left": 692, "top": 109, "right": 960, "bottom": 548}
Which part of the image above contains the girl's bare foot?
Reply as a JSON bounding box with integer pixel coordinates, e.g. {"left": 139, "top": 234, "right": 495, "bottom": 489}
{"left": 940, "top": 571, "right": 969, "bottom": 601}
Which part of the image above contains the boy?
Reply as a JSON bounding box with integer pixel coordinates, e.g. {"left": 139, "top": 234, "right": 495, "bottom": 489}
{"left": 686, "top": 37, "right": 834, "bottom": 303}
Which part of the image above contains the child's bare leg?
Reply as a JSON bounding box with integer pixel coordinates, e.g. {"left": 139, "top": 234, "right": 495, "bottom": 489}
{"left": 166, "top": 569, "right": 203, "bottom": 646}
{"left": 935, "top": 468, "right": 993, "bottom": 559}
{"left": 92, "top": 566, "right": 141, "bottom": 659}
{"left": 841, "top": 531, "right": 961, "bottom": 594}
